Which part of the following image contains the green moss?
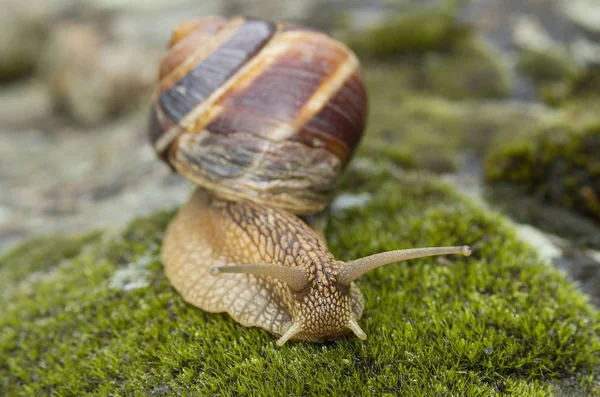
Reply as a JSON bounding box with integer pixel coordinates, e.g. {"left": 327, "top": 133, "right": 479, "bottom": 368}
{"left": 486, "top": 121, "right": 600, "bottom": 222}
{"left": 1, "top": 159, "right": 599, "bottom": 396}
{"left": 541, "top": 65, "right": 600, "bottom": 107}
{"left": 517, "top": 47, "right": 579, "bottom": 84}
{"left": 0, "top": 232, "right": 101, "bottom": 295}
{"left": 348, "top": 1, "right": 469, "bottom": 57}
{"left": 351, "top": 31, "right": 511, "bottom": 101}
{"left": 543, "top": 69, "right": 600, "bottom": 116}
{"left": 566, "top": 67, "right": 600, "bottom": 98}
{"left": 361, "top": 79, "right": 464, "bottom": 172}
{"left": 422, "top": 38, "right": 512, "bottom": 99}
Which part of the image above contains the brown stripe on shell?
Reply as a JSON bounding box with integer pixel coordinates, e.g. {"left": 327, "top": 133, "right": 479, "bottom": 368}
{"left": 294, "top": 70, "right": 367, "bottom": 162}
{"left": 204, "top": 31, "right": 349, "bottom": 141}
{"left": 159, "top": 18, "right": 277, "bottom": 124}
{"left": 159, "top": 17, "right": 228, "bottom": 81}
{"left": 160, "top": 18, "right": 242, "bottom": 90}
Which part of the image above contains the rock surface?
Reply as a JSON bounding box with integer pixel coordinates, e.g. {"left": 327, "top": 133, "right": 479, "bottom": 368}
{"left": 0, "top": 111, "right": 193, "bottom": 250}
{"left": 41, "top": 22, "right": 159, "bottom": 124}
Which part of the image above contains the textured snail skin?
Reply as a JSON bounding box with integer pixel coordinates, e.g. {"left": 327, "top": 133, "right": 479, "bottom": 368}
{"left": 162, "top": 188, "right": 364, "bottom": 342}
{"left": 149, "top": 16, "right": 367, "bottom": 214}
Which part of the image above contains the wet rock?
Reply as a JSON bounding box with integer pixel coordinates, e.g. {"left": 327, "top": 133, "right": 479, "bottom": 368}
{"left": 0, "top": 79, "right": 52, "bottom": 128}
{"left": 563, "top": 0, "right": 600, "bottom": 35}
{"left": 0, "top": 1, "right": 49, "bottom": 81}
{"left": 97, "top": 0, "right": 227, "bottom": 48}
{"left": 41, "top": 22, "right": 159, "bottom": 125}
{"left": 226, "top": 0, "right": 317, "bottom": 22}
{"left": 488, "top": 185, "right": 600, "bottom": 249}
{"left": 0, "top": 111, "right": 192, "bottom": 251}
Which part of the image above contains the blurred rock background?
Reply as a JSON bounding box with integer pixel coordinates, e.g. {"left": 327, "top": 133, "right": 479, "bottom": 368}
{"left": 1, "top": 0, "right": 599, "bottom": 300}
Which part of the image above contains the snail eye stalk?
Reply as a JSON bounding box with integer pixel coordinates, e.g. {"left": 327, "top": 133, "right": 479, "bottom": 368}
{"left": 211, "top": 264, "right": 309, "bottom": 291}
{"left": 338, "top": 246, "right": 471, "bottom": 285}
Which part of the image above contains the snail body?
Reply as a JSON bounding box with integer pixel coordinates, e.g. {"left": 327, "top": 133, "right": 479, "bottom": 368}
{"left": 162, "top": 189, "right": 365, "bottom": 344}
{"left": 151, "top": 16, "right": 471, "bottom": 346}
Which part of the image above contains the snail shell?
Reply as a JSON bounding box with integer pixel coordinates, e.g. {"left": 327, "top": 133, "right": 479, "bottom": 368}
{"left": 149, "top": 16, "right": 368, "bottom": 214}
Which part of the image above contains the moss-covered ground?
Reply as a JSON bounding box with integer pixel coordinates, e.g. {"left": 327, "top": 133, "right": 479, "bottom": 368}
{"left": 485, "top": 119, "right": 600, "bottom": 223}
{"left": 1, "top": 158, "right": 599, "bottom": 396}
{"left": 0, "top": 233, "right": 100, "bottom": 291}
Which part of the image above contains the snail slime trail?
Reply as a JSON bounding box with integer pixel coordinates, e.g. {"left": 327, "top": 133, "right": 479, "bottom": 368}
{"left": 149, "top": 16, "right": 472, "bottom": 346}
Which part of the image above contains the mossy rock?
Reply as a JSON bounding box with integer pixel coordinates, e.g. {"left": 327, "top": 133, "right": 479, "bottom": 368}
{"left": 347, "top": 1, "right": 468, "bottom": 57}
{"left": 486, "top": 122, "right": 600, "bottom": 223}
{"left": 345, "top": 0, "right": 511, "bottom": 100}
{"left": 361, "top": 63, "right": 553, "bottom": 172}
{"left": 566, "top": 67, "right": 600, "bottom": 98}
{"left": 517, "top": 47, "right": 579, "bottom": 84}
{"left": 362, "top": 90, "right": 464, "bottom": 172}
{"left": 351, "top": 32, "right": 511, "bottom": 101}
{"left": 2, "top": 160, "right": 599, "bottom": 396}
{"left": 541, "top": 66, "right": 600, "bottom": 106}
{"left": 422, "top": 38, "right": 512, "bottom": 100}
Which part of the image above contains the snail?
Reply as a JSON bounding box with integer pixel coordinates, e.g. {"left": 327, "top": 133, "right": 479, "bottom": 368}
{"left": 149, "top": 16, "right": 471, "bottom": 346}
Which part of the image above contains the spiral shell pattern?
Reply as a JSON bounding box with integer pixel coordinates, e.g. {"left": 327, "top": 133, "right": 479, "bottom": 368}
{"left": 149, "top": 16, "right": 367, "bottom": 214}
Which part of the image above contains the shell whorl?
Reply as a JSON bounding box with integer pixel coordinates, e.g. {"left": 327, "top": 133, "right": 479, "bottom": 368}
{"left": 149, "top": 16, "right": 368, "bottom": 214}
